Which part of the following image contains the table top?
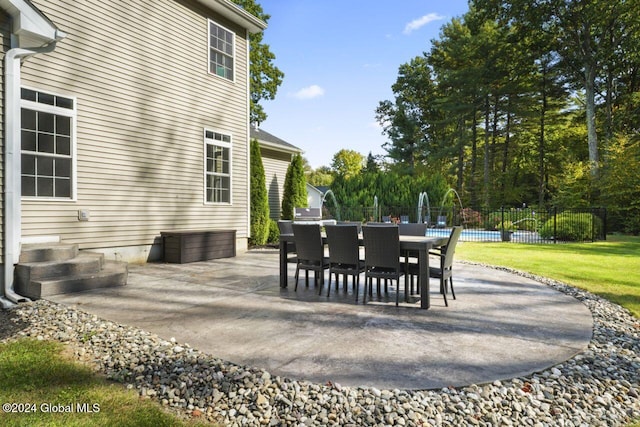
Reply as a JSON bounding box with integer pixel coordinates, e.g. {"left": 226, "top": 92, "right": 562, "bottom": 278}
{"left": 280, "top": 233, "right": 448, "bottom": 250}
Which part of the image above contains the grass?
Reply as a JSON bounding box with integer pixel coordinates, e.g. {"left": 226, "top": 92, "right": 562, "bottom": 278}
{"left": 0, "top": 339, "right": 211, "bottom": 427}
{"left": 455, "top": 234, "right": 640, "bottom": 318}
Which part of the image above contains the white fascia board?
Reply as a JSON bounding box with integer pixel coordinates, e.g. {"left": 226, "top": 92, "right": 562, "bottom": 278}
{"left": 0, "top": 0, "right": 66, "bottom": 47}
{"left": 195, "top": 0, "right": 267, "bottom": 34}
{"left": 258, "top": 139, "right": 303, "bottom": 155}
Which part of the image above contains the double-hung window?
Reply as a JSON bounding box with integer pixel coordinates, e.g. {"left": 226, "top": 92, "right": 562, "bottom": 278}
{"left": 208, "top": 19, "right": 234, "bottom": 80}
{"left": 20, "top": 88, "right": 75, "bottom": 199}
{"left": 205, "top": 129, "right": 231, "bottom": 204}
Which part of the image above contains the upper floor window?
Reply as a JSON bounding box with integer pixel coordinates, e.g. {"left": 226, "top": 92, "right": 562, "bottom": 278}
{"left": 209, "top": 20, "right": 234, "bottom": 80}
{"left": 21, "top": 88, "right": 75, "bottom": 199}
{"left": 205, "top": 129, "right": 232, "bottom": 204}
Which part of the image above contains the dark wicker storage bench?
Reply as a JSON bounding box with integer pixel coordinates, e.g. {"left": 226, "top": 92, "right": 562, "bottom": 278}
{"left": 161, "top": 229, "right": 236, "bottom": 263}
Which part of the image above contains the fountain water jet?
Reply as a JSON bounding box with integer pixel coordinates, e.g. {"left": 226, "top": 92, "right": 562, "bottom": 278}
{"left": 321, "top": 189, "right": 340, "bottom": 221}
{"left": 417, "top": 192, "right": 431, "bottom": 225}
{"left": 438, "top": 188, "right": 465, "bottom": 225}
{"left": 373, "top": 195, "right": 379, "bottom": 222}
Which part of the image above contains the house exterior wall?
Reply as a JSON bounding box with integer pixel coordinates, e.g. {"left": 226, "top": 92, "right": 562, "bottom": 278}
{"left": 14, "top": 0, "right": 252, "bottom": 261}
{"left": 260, "top": 146, "right": 291, "bottom": 220}
{"left": 307, "top": 184, "right": 323, "bottom": 209}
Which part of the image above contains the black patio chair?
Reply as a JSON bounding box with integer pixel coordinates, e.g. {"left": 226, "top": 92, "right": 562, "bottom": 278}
{"left": 428, "top": 226, "right": 463, "bottom": 306}
{"left": 291, "top": 223, "right": 329, "bottom": 293}
{"left": 398, "top": 223, "right": 428, "bottom": 237}
{"left": 398, "top": 222, "right": 428, "bottom": 295}
{"left": 362, "top": 225, "right": 405, "bottom": 306}
{"left": 325, "top": 224, "right": 365, "bottom": 300}
{"left": 336, "top": 220, "right": 362, "bottom": 234}
{"left": 278, "top": 220, "right": 297, "bottom": 264}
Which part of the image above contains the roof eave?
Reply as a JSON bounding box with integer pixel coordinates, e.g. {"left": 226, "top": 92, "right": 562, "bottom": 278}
{"left": 195, "top": 0, "right": 267, "bottom": 33}
{"left": 258, "top": 139, "right": 303, "bottom": 154}
{"left": 0, "top": 0, "right": 66, "bottom": 47}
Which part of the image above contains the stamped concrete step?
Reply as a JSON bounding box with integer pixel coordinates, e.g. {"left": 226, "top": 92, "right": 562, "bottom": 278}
{"left": 16, "top": 252, "right": 105, "bottom": 284}
{"left": 16, "top": 261, "right": 128, "bottom": 300}
{"left": 19, "top": 243, "right": 79, "bottom": 263}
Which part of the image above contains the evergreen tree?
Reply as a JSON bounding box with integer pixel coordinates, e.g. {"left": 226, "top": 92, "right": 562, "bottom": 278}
{"left": 249, "top": 139, "right": 269, "bottom": 245}
{"left": 363, "top": 152, "right": 380, "bottom": 173}
{"left": 281, "top": 154, "right": 308, "bottom": 219}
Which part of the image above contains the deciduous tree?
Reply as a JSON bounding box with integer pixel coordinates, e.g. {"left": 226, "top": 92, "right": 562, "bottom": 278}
{"left": 231, "top": 0, "right": 284, "bottom": 125}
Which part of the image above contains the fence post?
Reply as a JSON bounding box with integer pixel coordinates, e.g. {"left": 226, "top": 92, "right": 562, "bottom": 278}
{"left": 553, "top": 207, "right": 557, "bottom": 244}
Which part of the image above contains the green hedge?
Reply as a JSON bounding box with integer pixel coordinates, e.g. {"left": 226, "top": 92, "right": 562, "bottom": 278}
{"left": 267, "top": 219, "right": 280, "bottom": 244}
{"left": 539, "top": 212, "right": 603, "bottom": 241}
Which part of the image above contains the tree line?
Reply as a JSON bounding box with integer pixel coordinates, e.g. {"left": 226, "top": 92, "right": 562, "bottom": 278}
{"left": 373, "top": 0, "right": 639, "bottom": 234}
{"left": 239, "top": 0, "right": 639, "bottom": 235}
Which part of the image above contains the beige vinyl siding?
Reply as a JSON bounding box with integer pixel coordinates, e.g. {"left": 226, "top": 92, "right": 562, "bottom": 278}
{"left": 261, "top": 147, "right": 292, "bottom": 220}
{"left": 20, "top": 0, "right": 251, "bottom": 252}
{"left": 0, "top": 11, "right": 9, "bottom": 264}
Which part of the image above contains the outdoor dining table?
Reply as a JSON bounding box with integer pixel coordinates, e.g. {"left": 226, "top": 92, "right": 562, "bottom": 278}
{"left": 279, "top": 232, "right": 449, "bottom": 309}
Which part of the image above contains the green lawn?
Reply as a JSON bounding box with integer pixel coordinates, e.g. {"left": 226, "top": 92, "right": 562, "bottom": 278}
{"left": 0, "top": 339, "right": 212, "bottom": 427}
{"left": 455, "top": 234, "right": 640, "bottom": 318}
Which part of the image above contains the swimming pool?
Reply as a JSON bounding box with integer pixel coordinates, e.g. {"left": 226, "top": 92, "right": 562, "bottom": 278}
{"left": 425, "top": 228, "right": 540, "bottom": 242}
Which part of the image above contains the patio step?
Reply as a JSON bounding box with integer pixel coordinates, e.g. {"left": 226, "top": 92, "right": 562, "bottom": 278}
{"left": 19, "top": 242, "right": 78, "bottom": 263}
{"left": 15, "top": 243, "right": 128, "bottom": 299}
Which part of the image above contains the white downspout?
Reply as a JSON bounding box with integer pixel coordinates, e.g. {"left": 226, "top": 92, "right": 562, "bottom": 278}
{"left": 2, "top": 42, "right": 58, "bottom": 307}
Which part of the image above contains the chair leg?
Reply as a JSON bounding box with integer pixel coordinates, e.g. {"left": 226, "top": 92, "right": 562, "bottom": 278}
{"left": 317, "top": 269, "right": 326, "bottom": 295}
{"left": 294, "top": 265, "right": 300, "bottom": 291}
{"left": 355, "top": 275, "right": 360, "bottom": 302}
{"left": 450, "top": 277, "right": 456, "bottom": 300}
{"left": 396, "top": 279, "right": 400, "bottom": 306}
{"left": 363, "top": 276, "right": 369, "bottom": 304}
{"left": 441, "top": 277, "right": 448, "bottom": 307}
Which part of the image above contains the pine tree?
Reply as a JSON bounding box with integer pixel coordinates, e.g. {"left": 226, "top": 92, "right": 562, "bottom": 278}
{"left": 249, "top": 139, "right": 269, "bottom": 245}
{"left": 281, "top": 154, "right": 308, "bottom": 219}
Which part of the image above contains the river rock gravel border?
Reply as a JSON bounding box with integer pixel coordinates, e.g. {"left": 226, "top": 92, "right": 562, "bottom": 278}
{"left": 1, "top": 265, "right": 639, "bottom": 426}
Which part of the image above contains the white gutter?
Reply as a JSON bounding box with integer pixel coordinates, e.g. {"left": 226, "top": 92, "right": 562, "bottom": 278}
{"left": 1, "top": 42, "right": 58, "bottom": 307}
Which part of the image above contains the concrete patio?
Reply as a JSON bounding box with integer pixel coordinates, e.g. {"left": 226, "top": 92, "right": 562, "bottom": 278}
{"left": 49, "top": 249, "right": 593, "bottom": 391}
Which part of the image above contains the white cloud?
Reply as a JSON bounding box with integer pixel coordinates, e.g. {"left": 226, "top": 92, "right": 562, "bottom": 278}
{"left": 291, "top": 85, "right": 325, "bottom": 100}
{"left": 403, "top": 13, "right": 445, "bottom": 35}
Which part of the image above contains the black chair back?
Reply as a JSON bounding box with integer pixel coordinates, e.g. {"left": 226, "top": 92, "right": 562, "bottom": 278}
{"left": 326, "top": 224, "right": 360, "bottom": 266}
{"left": 362, "top": 225, "right": 400, "bottom": 270}
{"left": 291, "top": 223, "right": 324, "bottom": 262}
{"left": 336, "top": 221, "right": 362, "bottom": 234}
{"left": 277, "top": 220, "right": 293, "bottom": 235}
{"left": 398, "top": 223, "right": 427, "bottom": 236}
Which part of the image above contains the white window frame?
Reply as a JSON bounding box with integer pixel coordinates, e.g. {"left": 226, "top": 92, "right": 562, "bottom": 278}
{"left": 204, "top": 128, "right": 232, "bottom": 205}
{"left": 20, "top": 87, "right": 77, "bottom": 201}
{"left": 208, "top": 19, "right": 235, "bottom": 81}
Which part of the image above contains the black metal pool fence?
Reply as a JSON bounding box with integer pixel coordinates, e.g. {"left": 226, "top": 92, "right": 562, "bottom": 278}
{"left": 323, "top": 206, "right": 607, "bottom": 243}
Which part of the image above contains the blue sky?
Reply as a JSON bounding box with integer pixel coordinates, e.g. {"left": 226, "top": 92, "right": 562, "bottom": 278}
{"left": 257, "top": 0, "right": 471, "bottom": 169}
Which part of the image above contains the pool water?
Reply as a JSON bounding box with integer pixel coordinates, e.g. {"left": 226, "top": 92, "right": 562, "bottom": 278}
{"left": 425, "top": 228, "right": 540, "bottom": 242}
